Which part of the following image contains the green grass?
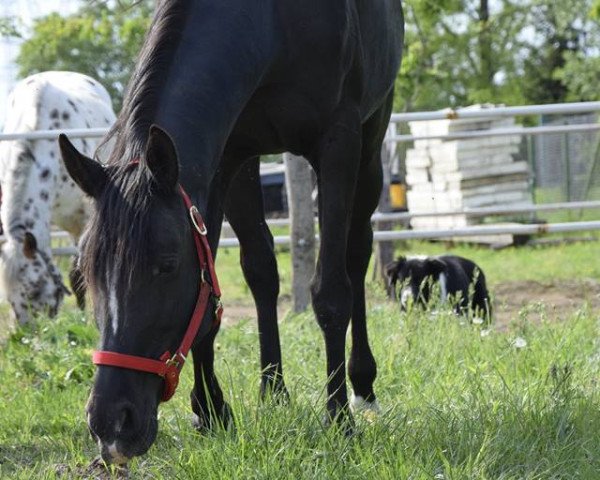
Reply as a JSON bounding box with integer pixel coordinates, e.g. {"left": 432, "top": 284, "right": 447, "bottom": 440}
{"left": 393, "top": 240, "right": 600, "bottom": 285}
{"left": 0, "top": 240, "right": 599, "bottom": 478}
{"left": 216, "top": 238, "right": 600, "bottom": 302}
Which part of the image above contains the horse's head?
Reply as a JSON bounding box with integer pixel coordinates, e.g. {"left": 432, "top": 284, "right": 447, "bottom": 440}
{"left": 59, "top": 126, "right": 206, "bottom": 463}
{"left": 0, "top": 232, "right": 70, "bottom": 324}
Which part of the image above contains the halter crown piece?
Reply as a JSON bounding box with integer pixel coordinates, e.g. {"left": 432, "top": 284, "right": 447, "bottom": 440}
{"left": 92, "top": 165, "right": 223, "bottom": 402}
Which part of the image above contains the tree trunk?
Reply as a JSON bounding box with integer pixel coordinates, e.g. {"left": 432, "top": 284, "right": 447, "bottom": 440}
{"left": 478, "top": 0, "right": 494, "bottom": 89}
{"left": 283, "top": 153, "right": 316, "bottom": 313}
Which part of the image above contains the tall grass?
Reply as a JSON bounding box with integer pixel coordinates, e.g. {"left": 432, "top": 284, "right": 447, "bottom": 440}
{"left": 0, "top": 240, "right": 599, "bottom": 478}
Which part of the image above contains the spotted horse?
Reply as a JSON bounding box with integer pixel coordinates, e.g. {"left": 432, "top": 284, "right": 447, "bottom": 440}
{"left": 0, "top": 71, "right": 116, "bottom": 324}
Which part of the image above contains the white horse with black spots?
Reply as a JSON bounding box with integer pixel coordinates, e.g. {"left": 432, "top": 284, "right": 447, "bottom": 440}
{"left": 0, "top": 71, "right": 115, "bottom": 324}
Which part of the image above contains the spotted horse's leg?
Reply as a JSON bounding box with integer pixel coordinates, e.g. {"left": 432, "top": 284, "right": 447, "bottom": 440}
{"left": 310, "top": 103, "right": 362, "bottom": 432}
{"left": 223, "top": 158, "right": 288, "bottom": 401}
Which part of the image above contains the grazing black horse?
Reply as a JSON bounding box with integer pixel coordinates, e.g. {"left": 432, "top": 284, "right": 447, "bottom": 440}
{"left": 59, "top": 0, "right": 404, "bottom": 463}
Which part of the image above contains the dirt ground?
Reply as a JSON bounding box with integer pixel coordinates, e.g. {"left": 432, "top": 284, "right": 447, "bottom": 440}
{"left": 1, "top": 280, "right": 598, "bottom": 343}
{"left": 220, "top": 279, "right": 600, "bottom": 328}
{"left": 492, "top": 278, "right": 600, "bottom": 326}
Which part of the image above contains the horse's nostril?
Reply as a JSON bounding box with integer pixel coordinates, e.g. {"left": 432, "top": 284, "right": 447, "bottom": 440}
{"left": 116, "top": 403, "right": 138, "bottom": 436}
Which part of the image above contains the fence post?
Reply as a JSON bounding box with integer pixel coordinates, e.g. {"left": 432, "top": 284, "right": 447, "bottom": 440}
{"left": 373, "top": 129, "right": 395, "bottom": 284}
{"left": 283, "top": 153, "right": 316, "bottom": 313}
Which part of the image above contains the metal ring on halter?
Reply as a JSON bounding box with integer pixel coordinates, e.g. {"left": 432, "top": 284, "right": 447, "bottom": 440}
{"left": 189, "top": 206, "right": 207, "bottom": 235}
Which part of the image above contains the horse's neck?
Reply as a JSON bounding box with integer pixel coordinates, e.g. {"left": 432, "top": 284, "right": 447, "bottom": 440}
{"left": 0, "top": 140, "right": 55, "bottom": 252}
{"left": 143, "top": 1, "right": 277, "bottom": 208}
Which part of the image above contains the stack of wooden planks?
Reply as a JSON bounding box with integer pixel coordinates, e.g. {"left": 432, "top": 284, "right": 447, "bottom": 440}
{"left": 405, "top": 106, "right": 533, "bottom": 231}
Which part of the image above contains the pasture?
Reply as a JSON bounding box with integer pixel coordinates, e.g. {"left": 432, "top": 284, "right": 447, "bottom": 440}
{"left": 0, "top": 239, "right": 599, "bottom": 479}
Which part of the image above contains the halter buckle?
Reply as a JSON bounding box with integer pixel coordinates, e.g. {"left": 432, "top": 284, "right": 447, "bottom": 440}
{"left": 214, "top": 297, "right": 223, "bottom": 313}
{"left": 189, "top": 206, "right": 207, "bottom": 235}
{"left": 165, "top": 351, "right": 186, "bottom": 369}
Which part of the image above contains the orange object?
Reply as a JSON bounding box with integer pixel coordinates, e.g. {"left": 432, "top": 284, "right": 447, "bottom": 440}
{"left": 390, "top": 183, "right": 407, "bottom": 210}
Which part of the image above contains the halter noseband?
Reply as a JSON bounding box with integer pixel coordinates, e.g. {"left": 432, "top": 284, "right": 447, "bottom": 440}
{"left": 92, "top": 182, "right": 223, "bottom": 402}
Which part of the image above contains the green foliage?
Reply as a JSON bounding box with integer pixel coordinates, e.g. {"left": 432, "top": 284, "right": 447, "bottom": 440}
{"left": 520, "top": 0, "right": 600, "bottom": 104}
{"left": 12, "top": 0, "right": 600, "bottom": 113}
{"left": 15, "top": 1, "right": 152, "bottom": 110}
{"left": 556, "top": 53, "right": 600, "bottom": 102}
{"left": 397, "top": 0, "right": 600, "bottom": 111}
{"left": 0, "top": 17, "right": 22, "bottom": 38}
{"left": 397, "top": 0, "right": 529, "bottom": 111}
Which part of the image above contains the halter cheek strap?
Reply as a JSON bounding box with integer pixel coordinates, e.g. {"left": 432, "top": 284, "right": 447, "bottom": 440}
{"left": 92, "top": 184, "right": 223, "bottom": 402}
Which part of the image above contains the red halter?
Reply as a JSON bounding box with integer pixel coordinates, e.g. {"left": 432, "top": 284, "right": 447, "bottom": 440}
{"left": 92, "top": 184, "right": 223, "bottom": 402}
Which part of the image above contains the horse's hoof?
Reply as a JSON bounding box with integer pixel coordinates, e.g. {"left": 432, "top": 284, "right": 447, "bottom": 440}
{"left": 85, "top": 456, "right": 129, "bottom": 478}
{"left": 192, "top": 402, "right": 234, "bottom": 433}
{"left": 260, "top": 380, "right": 290, "bottom": 405}
{"left": 350, "top": 392, "right": 381, "bottom": 418}
{"left": 323, "top": 404, "right": 355, "bottom": 437}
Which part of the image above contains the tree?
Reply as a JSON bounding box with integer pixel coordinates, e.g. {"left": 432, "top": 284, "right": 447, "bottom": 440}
{"left": 554, "top": 0, "right": 600, "bottom": 101}
{"left": 11, "top": 1, "right": 600, "bottom": 112}
{"left": 0, "top": 17, "right": 21, "bottom": 38}
{"left": 15, "top": 1, "right": 152, "bottom": 110}
{"left": 395, "top": 0, "right": 600, "bottom": 111}
{"left": 395, "top": 0, "right": 529, "bottom": 112}
{"left": 519, "top": 0, "right": 600, "bottom": 104}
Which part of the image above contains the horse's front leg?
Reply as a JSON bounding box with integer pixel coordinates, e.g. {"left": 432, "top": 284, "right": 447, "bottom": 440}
{"left": 311, "top": 104, "right": 362, "bottom": 430}
{"left": 190, "top": 181, "right": 232, "bottom": 431}
{"left": 190, "top": 324, "right": 233, "bottom": 431}
{"left": 347, "top": 94, "right": 394, "bottom": 413}
{"left": 224, "top": 158, "right": 287, "bottom": 401}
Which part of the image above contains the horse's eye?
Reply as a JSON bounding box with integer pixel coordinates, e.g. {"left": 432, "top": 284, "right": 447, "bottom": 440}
{"left": 153, "top": 259, "right": 178, "bottom": 277}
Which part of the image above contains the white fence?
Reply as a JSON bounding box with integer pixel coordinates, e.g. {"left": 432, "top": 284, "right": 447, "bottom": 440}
{"left": 1, "top": 101, "right": 599, "bottom": 255}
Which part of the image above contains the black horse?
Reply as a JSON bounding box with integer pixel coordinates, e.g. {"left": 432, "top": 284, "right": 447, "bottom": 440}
{"left": 59, "top": 0, "right": 404, "bottom": 463}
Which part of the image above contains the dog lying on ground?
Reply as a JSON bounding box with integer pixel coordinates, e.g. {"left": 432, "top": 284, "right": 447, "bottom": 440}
{"left": 385, "top": 255, "right": 492, "bottom": 320}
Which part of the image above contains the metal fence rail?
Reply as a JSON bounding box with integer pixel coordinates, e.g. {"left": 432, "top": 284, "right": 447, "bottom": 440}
{"left": 3, "top": 218, "right": 598, "bottom": 256}
{"left": 385, "top": 123, "right": 600, "bottom": 144}
{"left": 372, "top": 221, "right": 600, "bottom": 242}
{"left": 0, "top": 101, "right": 598, "bottom": 255}
{"left": 390, "top": 101, "right": 600, "bottom": 123}
{"left": 3, "top": 119, "right": 597, "bottom": 147}
{"left": 0, "top": 127, "right": 108, "bottom": 141}
{"left": 231, "top": 200, "right": 600, "bottom": 227}
{"left": 219, "top": 220, "right": 600, "bottom": 248}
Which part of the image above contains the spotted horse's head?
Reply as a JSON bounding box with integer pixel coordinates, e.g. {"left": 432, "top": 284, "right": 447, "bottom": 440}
{"left": 0, "top": 231, "right": 70, "bottom": 324}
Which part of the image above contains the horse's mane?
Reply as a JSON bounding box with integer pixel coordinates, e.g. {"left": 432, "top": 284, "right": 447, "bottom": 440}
{"left": 79, "top": 165, "right": 155, "bottom": 291}
{"left": 83, "top": 0, "right": 191, "bottom": 290}
{"left": 99, "top": 0, "right": 191, "bottom": 166}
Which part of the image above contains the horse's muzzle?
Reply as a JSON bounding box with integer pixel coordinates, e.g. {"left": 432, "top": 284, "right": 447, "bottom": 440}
{"left": 86, "top": 392, "right": 158, "bottom": 463}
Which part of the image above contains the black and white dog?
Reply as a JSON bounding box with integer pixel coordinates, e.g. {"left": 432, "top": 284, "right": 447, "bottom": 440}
{"left": 385, "top": 255, "right": 492, "bottom": 319}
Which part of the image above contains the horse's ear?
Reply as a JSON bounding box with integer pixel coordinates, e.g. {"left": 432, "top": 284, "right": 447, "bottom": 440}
{"left": 145, "top": 125, "right": 179, "bottom": 193}
{"left": 23, "top": 232, "right": 37, "bottom": 259}
{"left": 385, "top": 256, "right": 406, "bottom": 278}
{"left": 426, "top": 258, "right": 447, "bottom": 275}
{"left": 59, "top": 134, "right": 108, "bottom": 198}
{"left": 385, "top": 259, "right": 400, "bottom": 282}
{"left": 385, "top": 256, "right": 405, "bottom": 294}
